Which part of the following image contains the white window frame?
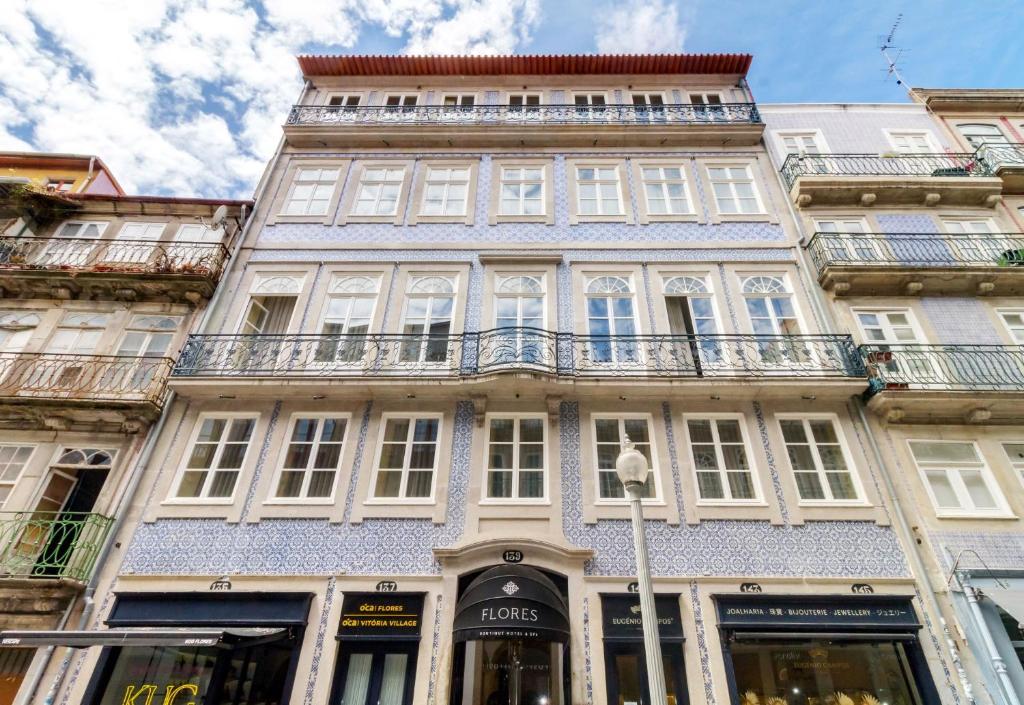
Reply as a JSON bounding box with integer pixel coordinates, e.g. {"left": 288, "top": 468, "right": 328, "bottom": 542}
{"left": 1000, "top": 441, "right": 1024, "bottom": 488}
{"left": 325, "top": 93, "right": 362, "bottom": 108}
{"left": 498, "top": 166, "right": 546, "bottom": 216}
{"left": 572, "top": 92, "right": 609, "bottom": 106}
{"left": 420, "top": 166, "right": 470, "bottom": 216}
{"left": 638, "top": 165, "right": 694, "bottom": 215}
{"left": 167, "top": 413, "right": 259, "bottom": 504}
{"left": 55, "top": 220, "right": 109, "bottom": 238}
{"left": 956, "top": 123, "right": 1010, "bottom": 149}
{"left": 884, "top": 129, "right": 940, "bottom": 154}
{"left": 575, "top": 165, "right": 625, "bottom": 216}
{"left": 774, "top": 130, "right": 828, "bottom": 155}
{"left": 174, "top": 223, "right": 224, "bottom": 244}
{"left": 777, "top": 413, "right": 866, "bottom": 506}
{"left": 682, "top": 413, "right": 763, "bottom": 505}
{"left": 706, "top": 164, "right": 765, "bottom": 215}
{"left": 996, "top": 309, "right": 1024, "bottom": 344}
{"left": 382, "top": 94, "right": 419, "bottom": 107}
{"left": 281, "top": 168, "right": 340, "bottom": 217}
{"left": 266, "top": 413, "right": 351, "bottom": 504}
{"left": 852, "top": 307, "right": 928, "bottom": 345}
{"left": 398, "top": 275, "right": 458, "bottom": 366}
{"left": 591, "top": 413, "right": 663, "bottom": 505}
{"left": 507, "top": 93, "right": 543, "bottom": 110}
{"left": 738, "top": 273, "right": 806, "bottom": 336}
{"left": 687, "top": 92, "right": 723, "bottom": 105}
{"left": 439, "top": 93, "right": 477, "bottom": 107}
{"left": 481, "top": 413, "right": 549, "bottom": 505}
{"left": 351, "top": 166, "right": 406, "bottom": 217}
{"left": 0, "top": 444, "right": 35, "bottom": 508}
{"left": 908, "top": 439, "right": 1011, "bottom": 518}
{"left": 367, "top": 413, "right": 443, "bottom": 504}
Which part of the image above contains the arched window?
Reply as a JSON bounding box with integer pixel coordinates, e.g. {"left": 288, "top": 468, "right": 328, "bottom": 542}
{"left": 54, "top": 448, "right": 115, "bottom": 467}
{"left": 741, "top": 276, "right": 788, "bottom": 294}
{"left": 496, "top": 275, "right": 543, "bottom": 294}
{"left": 408, "top": 276, "right": 455, "bottom": 294}
{"left": 400, "top": 276, "right": 456, "bottom": 363}
{"left": 741, "top": 276, "right": 800, "bottom": 336}
{"left": 586, "top": 275, "right": 632, "bottom": 294}
{"left": 330, "top": 275, "right": 379, "bottom": 294}
{"left": 251, "top": 275, "right": 304, "bottom": 295}
{"left": 319, "top": 276, "right": 381, "bottom": 362}
{"left": 957, "top": 123, "right": 1010, "bottom": 149}
{"left": 663, "top": 276, "right": 709, "bottom": 295}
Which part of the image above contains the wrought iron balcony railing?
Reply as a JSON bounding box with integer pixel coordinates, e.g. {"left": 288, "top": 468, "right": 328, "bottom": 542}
{"left": 0, "top": 512, "right": 112, "bottom": 582}
{"left": 174, "top": 330, "right": 864, "bottom": 379}
{"left": 0, "top": 236, "right": 229, "bottom": 279}
{"left": 863, "top": 344, "right": 1024, "bottom": 392}
{"left": 780, "top": 153, "right": 992, "bottom": 190}
{"left": 977, "top": 143, "right": 1024, "bottom": 171}
{"left": 0, "top": 353, "right": 173, "bottom": 407}
{"left": 286, "top": 103, "right": 761, "bottom": 127}
{"left": 806, "top": 232, "right": 1024, "bottom": 272}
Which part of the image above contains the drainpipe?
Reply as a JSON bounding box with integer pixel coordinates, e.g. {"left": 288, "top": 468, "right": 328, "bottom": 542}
{"left": 76, "top": 158, "right": 95, "bottom": 194}
{"left": 28, "top": 82, "right": 299, "bottom": 705}
{"left": 853, "top": 399, "right": 977, "bottom": 705}
{"left": 948, "top": 563, "right": 1021, "bottom": 705}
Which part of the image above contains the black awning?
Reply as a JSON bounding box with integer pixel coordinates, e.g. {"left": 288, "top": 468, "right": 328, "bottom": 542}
{"left": 453, "top": 565, "right": 570, "bottom": 644}
{"left": 0, "top": 627, "right": 288, "bottom": 648}
{"left": 107, "top": 592, "right": 314, "bottom": 627}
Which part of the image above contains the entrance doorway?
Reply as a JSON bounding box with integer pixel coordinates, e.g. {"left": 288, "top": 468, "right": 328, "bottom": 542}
{"left": 333, "top": 641, "right": 418, "bottom": 705}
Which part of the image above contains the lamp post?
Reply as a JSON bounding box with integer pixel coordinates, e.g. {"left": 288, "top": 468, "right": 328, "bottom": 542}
{"left": 616, "top": 436, "right": 668, "bottom": 705}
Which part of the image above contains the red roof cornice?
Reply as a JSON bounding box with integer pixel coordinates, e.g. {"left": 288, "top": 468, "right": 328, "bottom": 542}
{"left": 297, "top": 53, "right": 752, "bottom": 78}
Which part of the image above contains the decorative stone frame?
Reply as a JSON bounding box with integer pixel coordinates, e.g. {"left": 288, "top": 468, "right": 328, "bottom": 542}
{"left": 695, "top": 155, "right": 777, "bottom": 224}
{"left": 565, "top": 157, "right": 634, "bottom": 225}
{"left": 487, "top": 158, "right": 555, "bottom": 225}
{"left": 407, "top": 158, "right": 480, "bottom": 226}
{"left": 267, "top": 158, "right": 351, "bottom": 226}
{"left": 629, "top": 158, "right": 704, "bottom": 224}
{"left": 337, "top": 159, "right": 416, "bottom": 226}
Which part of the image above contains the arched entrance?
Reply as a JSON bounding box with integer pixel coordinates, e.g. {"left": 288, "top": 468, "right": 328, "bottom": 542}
{"left": 449, "top": 565, "right": 570, "bottom": 705}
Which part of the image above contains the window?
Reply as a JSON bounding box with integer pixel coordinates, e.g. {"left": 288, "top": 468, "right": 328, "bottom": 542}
{"left": 174, "top": 416, "right": 257, "bottom": 500}
{"left": 56, "top": 221, "right": 106, "bottom": 239}
{"left": 594, "top": 416, "right": 657, "bottom": 500}
{"left": 574, "top": 93, "right": 607, "bottom": 106}
{"left": 421, "top": 167, "right": 469, "bottom": 216}
{"left": 814, "top": 219, "right": 876, "bottom": 261}
{"left": 499, "top": 167, "right": 544, "bottom": 215}
{"left": 45, "top": 179, "right": 73, "bottom": 192}
{"left": 485, "top": 416, "right": 546, "bottom": 501}
{"left": 741, "top": 276, "right": 801, "bottom": 335}
{"left": 384, "top": 95, "right": 418, "bottom": 107}
{"left": 508, "top": 94, "right": 541, "bottom": 111}
{"left": 399, "top": 276, "right": 456, "bottom": 364}
{"left": 999, "top": 310, "right": 1024, "bottom": 343}
{"left": 631, "top": 93, "right": 666, "bottom": 120}
{"left": 441, "top": 94, "right": 475, "bottom": 107}
{"left": 117, "top": 222, "right": 164, "bottom": 241}
{"left": 958, "top": 123, "right": 1010, "bottom": 149}
{"left": 0, "top": 445, "right": 33, "bottom": 507}
{"left": 352, "top": 167, "right": 405, "bottom": 216}
{"left": 576, "top": 166, "right": 623, "bottom": 216}
{"left": 43, "top": 221, "right": 105, "bottom": 265}
{"left": 0, "top": 311, "right": 40, "bottom": 354}
{"left": 909, "top": 441, "right": 1006, "bottom": 515}
{"left": 586, "top": 276, "right": 639, "bottom": 364}
{"left": 778, "top": 132, "right": 823, "bottom": 154}
{"left": 856, "top": 309, "right": 921, "bottom": 344}
{"left": 110, "top": 222, "right": 164, "bottom": 264}
{"left": 855, "top": 309, "right": 937, "bottom": 382}
{"left": 779, "top": 417, "right": 860, "bottom": 502}
{"left": 283, "top": 168, "right": 339, "bottom": 216}
{"left": 942, "top": 219, "right": 994, "bottom": 234}
{"left": 688, "top": 93, "right": 722, "bottom": 105}
{"left": 640, "top": 166, "right": 692, "bottom": 215}
{"left": 685, "top": 417, "right": 758, "bottom": 502}
{"left": 327, "top": 94, "right": 360, "bottom": 108}
{"left": 887, "top": 131, "right": 936, "bottom": 153}
{"left": 272, "top": 415, "right": 348, "bottom": 500}
{"left": 175, "top": 223, "right": 224, "bottom": 244}
{"left": 372, "top": 416, "right": 441, "bottom": 500}
{"left": 1002, "top": 443, "right": 1024, "bottom": 485}
{"left": 316, "top": 276, "right": 380, "bottom": 363}
{"left": 707, "top": 165, "right": 762, "bottom": 214}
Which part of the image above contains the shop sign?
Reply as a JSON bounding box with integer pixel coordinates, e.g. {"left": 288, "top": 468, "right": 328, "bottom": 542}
{"left": 338, "top": 593, "right": 424, "bottom": 638}
{"left": 601, "top": 594, "right": 684, "bottom": 642}
{"left": 115, "top": 684, "right": 199, "bottom": 705}
{"left": 716, "top": 595, "right": 920, "bottom": 629}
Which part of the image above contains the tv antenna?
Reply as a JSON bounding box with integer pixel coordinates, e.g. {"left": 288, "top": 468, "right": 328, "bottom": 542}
{"left": 880, "top": 14, "right": 909, "bottom": 87}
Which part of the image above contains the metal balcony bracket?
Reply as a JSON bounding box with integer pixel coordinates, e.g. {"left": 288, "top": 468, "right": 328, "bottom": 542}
{"left": 966, "top": 408, "right": 992, "bottom": 424}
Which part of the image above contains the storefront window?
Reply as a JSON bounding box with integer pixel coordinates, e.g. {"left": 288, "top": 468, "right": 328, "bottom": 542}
{"left": 729, "top": 640, "right": 921, "bottom": 705}
{"left": 606, "top": 643, "right": 684, "bottom": 705}
{"left": 0, "top": 649, "right": 33, "bottom": 705}
{"left": 93, "top": 641, "right": 294, "bottom": 705}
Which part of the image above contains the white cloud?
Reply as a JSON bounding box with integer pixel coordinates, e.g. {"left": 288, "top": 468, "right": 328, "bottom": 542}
{"left": 594, "top": 0, "right": 690, "bottom": 54}
{"left": 0, "top": 0, "right": 541, "bottom": 198}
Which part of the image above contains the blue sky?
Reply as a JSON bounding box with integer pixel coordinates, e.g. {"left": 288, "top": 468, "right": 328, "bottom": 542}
{"left": 1, "top": 0, "right": 1021, "bottom": 199}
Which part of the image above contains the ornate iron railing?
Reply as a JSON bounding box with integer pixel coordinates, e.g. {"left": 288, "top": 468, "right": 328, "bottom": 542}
{"left": 286, "top": 103, "right": 761, "bottom": 127}
{"left": 0, "top": 512, "right": 112, "bottom": 581}
{"left": 862, "top": 344, "right": 1024, "bottom": 391}
{"left": 0, "top": 236, "right": 229, "bottom": 279}
{"left": 174, "top": 330, "right": 864, "bottom": 378}
{"left": 977, "top": 143, "right": 1024, "bottom": 171}
{"left": 0, "top": 353, "right": 173, "bottom": 406}
{"left": 780, "top": 153, "right": 992, "bottom": 190}
{"left": 806, "top": 232, "right": 1024, "bottom": 272}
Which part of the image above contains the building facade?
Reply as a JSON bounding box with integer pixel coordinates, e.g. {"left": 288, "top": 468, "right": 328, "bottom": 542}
{"left": 13, "top": 55, "right": 976, "bottom": 705}
{"left": 762, "top": 97, "right": 1024, "bottom": 705}
{"left": 0, "top": 154, "right": 248, "bottom": 703}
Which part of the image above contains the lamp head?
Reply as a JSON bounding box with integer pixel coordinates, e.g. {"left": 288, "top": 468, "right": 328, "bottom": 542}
{"left": 615, "top": 435, "right": 649, "bottom": 487}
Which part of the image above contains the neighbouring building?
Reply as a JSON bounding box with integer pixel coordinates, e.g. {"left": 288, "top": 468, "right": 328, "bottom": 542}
{"left": 762, "top": 95, "right": 1024, "bottom": 705}
{"left": 12, "top": 54, "right": 976, "bottom": 705}
{"left": 0, "top": 153, "right": 249, "bottom": 703}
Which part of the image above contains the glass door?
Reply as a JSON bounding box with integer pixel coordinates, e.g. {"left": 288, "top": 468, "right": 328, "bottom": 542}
{"left": 605, "top": 643, "right": 686, "bottom": 705}
{"left": 106, "top": 222, "right": 163, "bottom": 266}
{"left": 856, "top": 310, "right": 940, "bottom": 385}
{"left": 493, "top": 276, "right": 545, "bottom": 368}
{"left": 333, "top": 643, "right": 417, "bottom": 705}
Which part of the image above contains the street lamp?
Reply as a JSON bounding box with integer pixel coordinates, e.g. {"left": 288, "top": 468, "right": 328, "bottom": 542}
{"left": 616, "top": 436, "right": 668, "bottom": 705}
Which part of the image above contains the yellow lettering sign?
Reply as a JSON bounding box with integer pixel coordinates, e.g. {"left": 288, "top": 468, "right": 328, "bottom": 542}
{"left": 163, "top": 684, "right": 199, "bottom": 705}
{"left": 121, "top": 685, "right": 157, "bottom": 705}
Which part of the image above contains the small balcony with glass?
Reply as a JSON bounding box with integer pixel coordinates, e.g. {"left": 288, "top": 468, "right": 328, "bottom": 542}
{"left": 780, "top": 153, "right": 1002, "bottom": 208}
{"left": 805, "top": 230, "right": 1024, "bottom": 296}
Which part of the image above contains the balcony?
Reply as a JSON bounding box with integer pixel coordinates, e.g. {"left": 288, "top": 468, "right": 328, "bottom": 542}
{"left": 171, "top": 330, "right": 864, "bottom": 400}
{"left": 780, "top": 153, "right": 1002, "bottom": 208}
{"left": 805, "top": 231, "right": 1024, "bottom": 296}
{"left": 978, "top": 143, "right": 1024, "bottom": 193}
{"left": 0, "top": 512, "right": 112, "bottom": 583}
{"left": 283, "top": 103, "right": 764, "bottom": 148}
{"left": 0, "top": 353, "right": 173, "bottom": 430}
{"left": 862, "top": 344, "right": 1024, "bottom": 423}
{"left": 0, "top": 236, "right": 229, "bottom": 303}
